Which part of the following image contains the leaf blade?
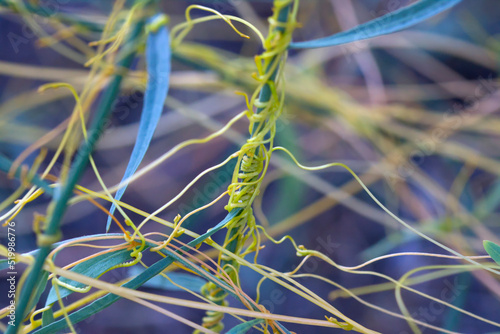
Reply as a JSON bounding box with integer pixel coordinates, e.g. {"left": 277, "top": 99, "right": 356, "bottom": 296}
{"left": 26, "top": 271, "right": 50, "bottom": 319}
{"left": 289, "top": 0, "right": 462, "bottom": 49}
{"left": 227, "top": 319, "right": 265, "bottom": 334}
{"left": 484, "top": 240, "right": 500, "bottom": 266}
{"left": 107, "top": 14, "right": 171, "bottom": 231}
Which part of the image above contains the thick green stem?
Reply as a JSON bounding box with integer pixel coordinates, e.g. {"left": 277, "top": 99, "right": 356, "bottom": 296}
{"left": 223, "top": 1, "right": 292, "bottom": 269}
{"left": 0, "top": 0, "right": 104, "bottom": 32}
{"left": 6, "top": 19, "right": 146, "bottom": 334}
{"left": 199, "top": 2, "right": 295, "bottom": 332}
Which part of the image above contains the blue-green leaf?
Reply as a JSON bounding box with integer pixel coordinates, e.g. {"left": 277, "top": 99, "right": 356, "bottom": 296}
{"left": 0, "top": 259, "right": 9, "bottom": 271}
{"left": 45, "top": 248, "right": 136, "bottom": 306}
{"left": 227, "top": 319, "right": 265, "bottom": 334}
{"left": 484, "top": 240, "right": 500, "bottom": 266}
{"left": 107, "top": 13, "right": 171, "bottom": 231}
{"left": 127, "top": 267, "right": 206, "bottom": 292}
{"left": 289, "top": 0, "right": 462, "bottom": 49}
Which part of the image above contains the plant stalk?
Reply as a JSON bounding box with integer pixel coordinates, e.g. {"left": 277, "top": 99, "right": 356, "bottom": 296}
{"left": 6, "top": 18, "right": 146, "bottom": 334}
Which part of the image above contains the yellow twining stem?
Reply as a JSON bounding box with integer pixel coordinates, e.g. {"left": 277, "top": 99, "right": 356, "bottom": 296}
{"left": 170, "top": 5, "right": 265, "bottom": 49}
{"left": 85, "top": 1, "right": 144, "bottom": 67}
{"left": 198, "top": 1, "right": 299, "bottom": 332}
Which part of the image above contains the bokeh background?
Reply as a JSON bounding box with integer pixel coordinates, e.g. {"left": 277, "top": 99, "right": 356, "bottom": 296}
{"left": 1, "top": 0, "right": 500, "bottom": 333}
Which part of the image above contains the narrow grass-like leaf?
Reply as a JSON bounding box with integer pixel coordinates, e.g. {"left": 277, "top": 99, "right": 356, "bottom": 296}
{"left": 33, "top": 208, "right": 242, "bottom": 334}
{"left": 45, "top": 248, "right": 136, "bottom": 306}
{"left": 289, "top": 0, "right": 462, "bottom": 49}
{"left": 127, "top": 267, "right": 206, "bottom": 292}
{"left": 0, "top": 260, "right": 10, "bottom": 271}
{"left": 227, "top": 319, "right": 264, "bottom": 334}
{"left": 107, "top": 14, "right": 171, "bottom": 231}
{"left": 484, "top": 240, "right": 500, "bottom": 266}
{"left": 41, "top": 307, "right": 54, "bottom": 327}
{"left": 25, "top": 271, "right": 50, "bottom": 318}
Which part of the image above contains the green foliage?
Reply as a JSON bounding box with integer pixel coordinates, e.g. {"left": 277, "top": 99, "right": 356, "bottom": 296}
{"left": 484, "top": 240, "right": 500, "bottom": 266}
{"left": 45, "top": 248, "right": 138, "bottom": 306}
{"left": 32, "top": 209, "right": 243, "bottom": 334}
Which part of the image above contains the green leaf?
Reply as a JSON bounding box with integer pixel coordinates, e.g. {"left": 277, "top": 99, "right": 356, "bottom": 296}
{"left": 107, "top": 13, "right": 171, "bottom": 231}
{"left": 24, "top": 271, "right": 50, "bottom": 320}
{"left": 289, "top": 0, "right": 462, "bottom": 49}
{"left": 45, "top": 247, "right": 136, "bottom": 306}
{"left": 127, "top": 267, "right": 206, "bottom": 292}
{"left": 0, "top": 260, "right": 6, "bottom": 270}
{"left": 484, "top": 240, "right": 500, "bottom": 266}
{"left": 41, "top": 308, "right": 54, "bottom": 327}
{"left": 227, "top": 319, "right": 264, "bottom": 334}
{"left": 33, "top": 208, "right": 242, "bottom": 334}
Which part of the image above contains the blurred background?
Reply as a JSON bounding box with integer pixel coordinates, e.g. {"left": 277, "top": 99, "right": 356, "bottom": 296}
{"left": 1, "top": 0, "right": 500, "bottom": 333}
